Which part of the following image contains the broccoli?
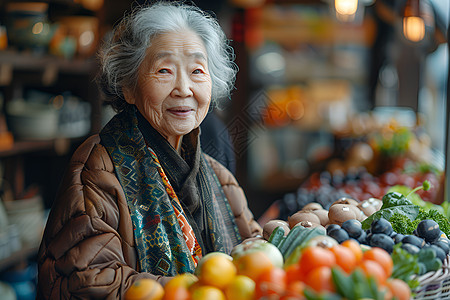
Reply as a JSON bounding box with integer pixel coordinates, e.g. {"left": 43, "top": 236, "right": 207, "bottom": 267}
{"left": 389, "top": 212, "right": 417, "bottom": 235}
{"left": 387, "top": 208, "right": 450, "bottom": 239}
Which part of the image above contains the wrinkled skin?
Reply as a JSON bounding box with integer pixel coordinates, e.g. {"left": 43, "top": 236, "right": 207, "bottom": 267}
{"left": 123, "top": 30, "right": 212, "bottom": 150}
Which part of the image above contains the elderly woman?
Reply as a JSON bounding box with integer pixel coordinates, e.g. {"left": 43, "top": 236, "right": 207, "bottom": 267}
{"left": 37, "top": 2, "right": 262, "bottom": 299}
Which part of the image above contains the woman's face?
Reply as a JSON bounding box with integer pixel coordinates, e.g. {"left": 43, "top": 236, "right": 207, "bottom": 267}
{"left": 124, "top": 30, "right": 212, "bottom": 148}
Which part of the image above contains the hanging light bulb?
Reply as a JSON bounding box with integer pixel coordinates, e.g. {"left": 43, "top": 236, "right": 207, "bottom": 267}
{"left": 334, "top": 0, "right": 359, "bottom": 22}
{"left": 403, "top": 0, "right": 425, "bottom": 42}
{"left": 335, "top": 0, "right": 359, "bottom": 15}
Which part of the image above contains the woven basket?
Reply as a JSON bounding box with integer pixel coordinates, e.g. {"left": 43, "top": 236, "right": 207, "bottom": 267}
{"left": 413, "top": 256, "right": 450, "bottom": 299}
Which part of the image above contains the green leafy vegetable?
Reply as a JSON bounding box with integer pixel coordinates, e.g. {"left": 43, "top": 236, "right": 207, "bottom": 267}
{"left": 361, "top": 202, "right": 420, "bottom": 231}
{"left": 381, "top": 192, "right": 413, "bottom": 209}
{"left": 388, "top": 185, "right": 423, "bottom": 205}
{"left": 303, "top": 289, "right": 342, "bottom": 300}
{"left": 361, "top": 186, "right": 437, "bottom": 231}
{"left": 389, "top": 212, "right": 419, "bottom": 235}
{"left": 388, "top": 185, "right": 444, "bottom": 214}
{"left": 391, "top": 244, "right": 420, "bottom": 290}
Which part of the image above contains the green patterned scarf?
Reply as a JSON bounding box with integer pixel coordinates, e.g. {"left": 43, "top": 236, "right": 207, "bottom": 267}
{"left": 99, "top": 106, "right": 241, "bottom": 276}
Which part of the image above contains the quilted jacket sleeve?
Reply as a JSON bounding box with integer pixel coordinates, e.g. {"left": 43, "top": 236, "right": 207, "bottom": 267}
{"left": 37, "top": 136, "right": 171, "bottom": 299}
{"left": 205, "top": 155, "right": 263, "bottom": 239}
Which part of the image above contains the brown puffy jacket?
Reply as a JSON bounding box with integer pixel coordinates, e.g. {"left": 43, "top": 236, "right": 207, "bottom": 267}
{"left": 37, "top": 135, "right": 262, "bottom": 299}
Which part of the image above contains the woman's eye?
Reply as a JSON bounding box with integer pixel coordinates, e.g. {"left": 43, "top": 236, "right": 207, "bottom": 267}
{"left": 158, "top": 69, "right": 170, "bottom": 74}
{"left": 192, "top": 69, "right": 203, "bottom": 74}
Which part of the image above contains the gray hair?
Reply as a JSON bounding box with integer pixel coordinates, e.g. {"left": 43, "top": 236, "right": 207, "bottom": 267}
{"left": 98, "top": 1, "right": 238, "bottom": 112}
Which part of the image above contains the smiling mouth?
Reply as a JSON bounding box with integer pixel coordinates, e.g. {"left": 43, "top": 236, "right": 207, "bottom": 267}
{"left": 168, "top": 107, "right": 194, "bottom": 117}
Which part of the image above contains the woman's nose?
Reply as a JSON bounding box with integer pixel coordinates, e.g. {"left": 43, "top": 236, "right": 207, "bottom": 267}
{"left": 172, "top": 71, "right": 193, "bottom": 97}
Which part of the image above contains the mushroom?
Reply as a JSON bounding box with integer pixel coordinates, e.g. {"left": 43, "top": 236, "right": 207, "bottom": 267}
{"left": 357, "top": 198, "right": 382, "bottom": 217}
{"left": 328, "top": 204, "right": 360, "bottom": 226}
{"left": 288, "top": 211, "right": 321, "bottom": 229}
{"left": 302, "top": 203, "right": 323, "bottom": 211}
{"left": 331, "top": 197, "right": 359, "bottom": 207}
{"left": 293, "top": 220, "right": 326, "bottom": 231}
{"left": 310, "top": 209, "right": 330, "bottom": 227}
{"left": 262, "top": 219, "right": 290, "bottom": 240}
{"left": 307, "top": 235, "right": 339, "bottom": 249}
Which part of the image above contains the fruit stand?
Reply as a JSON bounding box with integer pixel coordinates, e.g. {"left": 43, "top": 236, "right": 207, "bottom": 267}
{"left": 123, "top": 115, "right": 450, "bottom": 299}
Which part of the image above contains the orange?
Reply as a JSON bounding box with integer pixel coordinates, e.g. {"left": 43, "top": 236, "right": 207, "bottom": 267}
{"left": 124, "top": 278, "right": 164, "bottom": 300}
{"left": 341, "top": 239, "right": 363, "bottom": 264}
{"left": 164, "top": 273, "right": 198, "bottom": 290}
{"left": 297, "top": 246, "right": 336, "bottom": 277}
{"left": 234, "top": 250, "right": 274, "bottom": 281}
{"left": 224, "top": 275, "right": 255, "bottom": 300}
{"left": 386, "top": 278, "right": 411, "bottom": 300}
{"left": 358, "top": 259, "right": 388, "bottom": 286}
{"left": 363, "top": 247, "right": 393, "bottom": 277}
{"left": 197, "top": 254, "right": 237, "bottom": 289}
{"left": 194, "top": 252, "right": 232, "bottom": 276}
{"left": 191, "top": 286, "right": 225, "bottom": 300}
{"left": 162, "top": 286, "right": 190, "bottom": 300}
{"left": 303, "top": 266, "right": 335, "bottom": 293}
{"left": 163, "top": 273, "right": 197, "bottom": 300}
{"left": 330, "top": 244, "right": 357, "bottom": 274}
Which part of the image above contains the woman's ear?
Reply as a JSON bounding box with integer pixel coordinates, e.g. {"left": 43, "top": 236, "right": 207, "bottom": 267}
{"left": 123, "top": 87, "right": 135, "bottom": 104}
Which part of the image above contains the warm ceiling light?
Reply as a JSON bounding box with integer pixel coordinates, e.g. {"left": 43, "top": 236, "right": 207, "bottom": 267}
{"left": 335, "top": 0, "right": 359, "bottom": 16}
{"left": 402, "top": 0, "right": 425, "bottom": 42}
{"left": 403, "top": 16, "right": 425, "bottom": 42}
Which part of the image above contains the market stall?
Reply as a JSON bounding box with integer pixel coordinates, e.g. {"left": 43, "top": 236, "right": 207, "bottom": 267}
{"left": 0, "top": 0, "right": 448, "bottom": 299}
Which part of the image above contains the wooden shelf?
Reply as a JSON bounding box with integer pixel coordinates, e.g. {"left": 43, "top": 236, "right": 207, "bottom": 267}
{"left": 0, "top": 137, "right": 85, "bottom": 158}
{"left": 0, "top": 140, "right": 54, "bottom": 158}
{"left": 0, "top": 50, "right": 97, "bottom": 75}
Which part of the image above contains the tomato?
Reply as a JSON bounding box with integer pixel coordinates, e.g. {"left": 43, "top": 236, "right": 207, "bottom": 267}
{"left": 330, "top": 244, "right": 357, "bottom": 273}
{"left": 285, "top": 263, "right": 304, "bottom": 284}
{"left": 363, "top": 247, "right": 393, "bottom": 277}
{"left": 303, "top": 266, "right": 335, "bottom": 293}
{"left": 283, "top": 281, "right": 306, "bottom": 299}
{"left": 386, "top": 278, "right": 411, "bottom": 300}
{"left": 341, "top": 239, "right": 363, "bottom": 264}
{"left": 298, "top": 246, "right": 336, "bottom": 277}
{"left": 358, "top": 259, "right": 388, "bottom": 286}
{"left": 255, "top": 267, "right": 287, "bottom": 299}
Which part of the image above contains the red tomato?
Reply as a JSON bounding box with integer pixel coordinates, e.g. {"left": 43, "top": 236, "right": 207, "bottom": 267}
{"left": 303, "top": 266, "right": 335, "bottom": 293}
{"left": 386, "top": 278, "right": 411, "bottom": 300}
{"left": 341, "top": 239, "right": 363, "bottom": 264}
{"left": 330, "top": 244, "right": 357, "bottom": 273}
{"left": 255, "top": 267, "right": 287, "bottom": 299}
{"left": 285, "top": 263, "right": 304, "bottom": 284}
{"left": 358, "top": 259, "right": 388, "bottom": 286}
{"left": 363, "top": 247, "right": 393, "bottom": 278}
{"left": 298, "top": 246, "right": 336, "bottom": 277}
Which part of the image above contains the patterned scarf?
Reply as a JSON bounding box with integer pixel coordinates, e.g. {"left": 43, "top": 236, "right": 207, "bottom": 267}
{"left": 99, "top": 106, "right": 241, "bottom": 276}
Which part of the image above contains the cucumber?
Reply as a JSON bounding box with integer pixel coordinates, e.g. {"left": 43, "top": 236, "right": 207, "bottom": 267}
{"left": 268, "top": 226, "right": 285, "bottom": 247}
{"left": 281, "top": 226, "right": 314, "bottom": 258}
{"left": 284, "top": 226, "right": 326, "bottom": 259}
{"left": 300, "top": 226, "right": 327, "bottom": 248}
{"left": 278, "top": 225, "right": 304, "bottom": 256}
{"left": 284, "top": 244, "right": 303, "bottom": 267}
